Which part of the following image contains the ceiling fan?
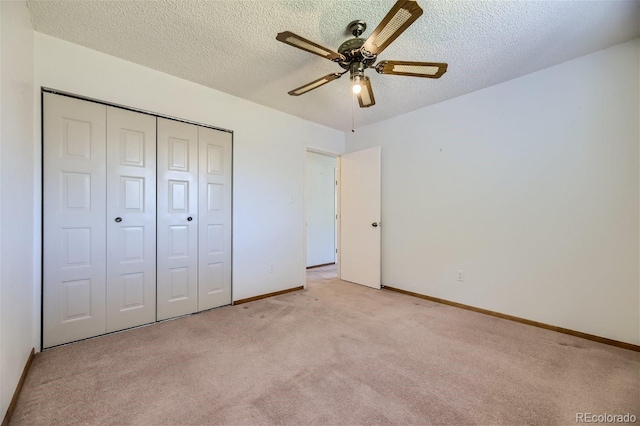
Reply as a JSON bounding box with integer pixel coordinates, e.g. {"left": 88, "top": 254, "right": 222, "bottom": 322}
{"left": 276, "top": 0, "right": 448, "bottom": 108}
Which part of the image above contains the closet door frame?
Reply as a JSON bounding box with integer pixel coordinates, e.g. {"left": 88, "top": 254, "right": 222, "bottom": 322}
{"left": 40, "top": 88, "right": 234, "bottom": 349}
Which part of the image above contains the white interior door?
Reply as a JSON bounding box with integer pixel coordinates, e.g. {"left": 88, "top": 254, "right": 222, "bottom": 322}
{"left": 43, "top": 93, "right": 107, "bottom": 347}
{"left": 157, "top": 118, "right": 199, "bottom": 320}
{"left": 106, "top": 107, "right": 157, "bottom": 332}
{"left": 340, "top": 146, "right": 381, "bottom": 289}
{"left": 198, "top": 127, "right": 232, "bottom": 310}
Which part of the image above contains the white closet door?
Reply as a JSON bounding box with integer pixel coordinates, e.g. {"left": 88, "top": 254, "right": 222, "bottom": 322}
{"left": 106, "top": 107, "right": 157, "bottom": 332}
{"left": 198, "top": 127, "right": 232, "bottom": 310}
{"left": 157, "top": 118, "right": 199, "bottom": 320}
{"left": 43, "top": 93, "right": 107, "bottom": 348}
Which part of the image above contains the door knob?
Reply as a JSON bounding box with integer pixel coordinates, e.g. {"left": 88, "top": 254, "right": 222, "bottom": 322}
{"left": 115, "top": 217, "right": 122, "bottom": 223}
{"left": 372, "top": 222, "right": 378, "bottom": 227}
{"left": 187, "top": 217, "right": 193, "bottom": 221}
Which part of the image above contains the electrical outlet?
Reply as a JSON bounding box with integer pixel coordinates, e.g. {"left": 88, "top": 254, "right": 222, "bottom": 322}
{"left": 269, "top": 264, "right": 274, "bottom": 273}
{"left": 457, "top": 269, "right": 464, "bottom": 282}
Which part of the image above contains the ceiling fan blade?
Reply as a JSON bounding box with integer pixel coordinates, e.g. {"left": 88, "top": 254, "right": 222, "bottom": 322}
{"left": 276, "top": 31, "right": 345, "bottom": 62}
{"left": 356, "top": 76, "right": 375, "bottom": 108}
{"left": 288, "top": 73, "right": 343, "bottom": 96}
{"left": 362, "top": 0, "right": 423, "bottom": 56}
{"left": 375, "top": 60, "right": 448, "bottom": 78}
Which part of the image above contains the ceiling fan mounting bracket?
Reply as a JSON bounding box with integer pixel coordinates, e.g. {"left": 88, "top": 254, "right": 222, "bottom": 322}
{"left": 347, "top": 20, "right": 367, "bottom": 37}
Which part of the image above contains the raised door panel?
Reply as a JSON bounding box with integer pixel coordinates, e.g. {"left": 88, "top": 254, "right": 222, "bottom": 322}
{"left": 106, "top": 107, "right": 157, "bottom": 332}
{"left": 198, "top": 127, "right": 232, "bottom": 310}
{"left": 43, "top": 93, "right": 107, "bottom": 348}
{"left": 157, "top": 118, "right": 199, "bottom": 320}
{"left": 340, "top": 147, "right": 381, "bottom": 289}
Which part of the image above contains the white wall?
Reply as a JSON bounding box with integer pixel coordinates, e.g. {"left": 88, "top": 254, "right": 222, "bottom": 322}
{"left": 34, "top": 33, "right": 344, "bottom": 343}
{"left": 346, "top": 39, "right": 640, "bottom": 345}
{"left": 1, "top": 0, "right": 34, "bottom": 417}
{"left": 306, "top": 151, "right": 336, "bottom": 267}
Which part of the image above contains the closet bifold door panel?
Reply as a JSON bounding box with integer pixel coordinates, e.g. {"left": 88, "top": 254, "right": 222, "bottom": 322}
{"left": 157, "top": 118, "right": 199, "bottom": 320}
{"left": 44, "top": 92, "right": 233, "bottom": 346}
{"left": 198, "top": 127, "right": 232, "bottom": 310}
{"left": 105, "top": 107, "right": 157, "bottom": 332}
{"left": 43, "top": 93, "right": 107, "bottom": 348}
{"left": 44, "top": 95, "right": 159, "bottom": 347}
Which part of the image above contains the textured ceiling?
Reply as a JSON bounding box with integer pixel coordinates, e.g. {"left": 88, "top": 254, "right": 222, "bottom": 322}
{"left": 27, "top": 0, "right": 640, "bottom": 132}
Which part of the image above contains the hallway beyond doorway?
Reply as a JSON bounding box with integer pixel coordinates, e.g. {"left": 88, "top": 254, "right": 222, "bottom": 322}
{"left": 306, "top": 264, "right": 337, "bottom": 285}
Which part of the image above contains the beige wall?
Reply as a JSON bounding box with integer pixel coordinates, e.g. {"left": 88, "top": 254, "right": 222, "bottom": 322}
{"left": 0, "top": 0, "right": 35, "bottom": 417}
{"left": 33, "top": 33, "right": 345, "bottom": 348}
{"left": 346, "top": 39, "right": 640, "bottom": 345}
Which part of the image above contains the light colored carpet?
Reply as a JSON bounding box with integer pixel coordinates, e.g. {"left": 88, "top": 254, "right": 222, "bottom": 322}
{"left": 11, "top": 266, "right": 640, "bottom": 425}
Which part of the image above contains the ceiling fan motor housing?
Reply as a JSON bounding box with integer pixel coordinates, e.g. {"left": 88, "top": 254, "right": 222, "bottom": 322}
{"left": 337, "top": 37, "right": 377, "bottom": 70}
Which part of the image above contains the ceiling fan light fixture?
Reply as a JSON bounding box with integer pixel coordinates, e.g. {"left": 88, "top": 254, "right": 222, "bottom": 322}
{"left": 356, "top": 76, "right": 375, "bottom": 108}
{"left": 350, "top": 61, "right": 365, "bottom": 95}
{"left": 360, "top": 86, "right": 371, "bottom": 105}
{"left": 352, "top": 75, "right": 363, "bottom": 94}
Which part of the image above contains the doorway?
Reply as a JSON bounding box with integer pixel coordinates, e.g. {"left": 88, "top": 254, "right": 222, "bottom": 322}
{"left": 305, "top": 150, "right": 338, "bottom": 282}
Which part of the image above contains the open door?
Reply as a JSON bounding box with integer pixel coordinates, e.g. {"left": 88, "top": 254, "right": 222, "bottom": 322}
{"left": 340, "top": 146, "right": 381, "bottom": 289}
